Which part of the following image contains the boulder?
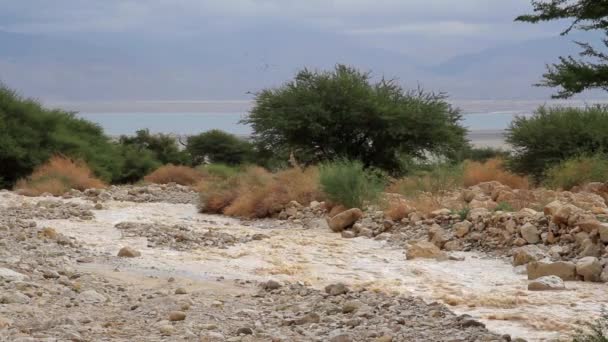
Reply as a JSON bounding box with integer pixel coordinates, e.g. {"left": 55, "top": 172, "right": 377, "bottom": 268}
{"left": 576, "top": 257, "right": 603, "bottom": 282}
{"left": 117, "top": 246, "right": 141, "bottom": 258}
{"left": 0, "top": 268, "right": 28, "bottom": 282}
{"left": 543, "top": 200, "right": 563, "bottom": 216}
{"left": 528, "top": 276, "right": 566, "bottom": 291}
{"left": 428, "top": 224, "right": 448, "bottom": 248}
{"left": 328, "top": 208, "right": 363, "bottom": 232}
{"left": 552, "top": 204, "right": 582, "bottom": 225}
{"left": 577, "top": 219, "right": 604, "bottom": 233}
{"left": 168, "top": 311, "right": 187, "bottom": 321}
{"left": 405, "top": 241, "right": 447, "bottom": 260}
{"left": 468, "top": 208, "right": 491, "bottom": 221}
{"left": 599, "top": 223, "right": 608, "bottom": 243}
{"left": 430, "top": 209, "right": 451, "bottom": 218}
{"left": 453, "top": 221, "right": 472, "bottom": 238}
{"left": 527, "top": 261, "right": 577, "bottom": 280}
{"left": 512, "top": 245, "right": 548, "bottom": 266}
{"left": 520, "top": 223, "right": 540, "bottom": 244}
{"left": 325, "top": 283, "right": 349, "bottom": 296}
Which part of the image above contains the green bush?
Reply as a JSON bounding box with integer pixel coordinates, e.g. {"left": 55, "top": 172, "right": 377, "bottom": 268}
{"left": 114, "top": 145, "right": 161, "bottom": 184}
{"left": 186, "top": 130, "right": 253, "bottom": 165}
{"left": 0, "top": 85, "right": 122, "bottom": 188}
{"left": 244, "top": 64, "right": 468, "bottom": 174}
{"left": 506, "top": 106, "right": 608, "bottom": 179}
{"left": 544, "top": 155, "right": 608, "bottom": 190}
{"left": 463, "top": 146, "right": 510, "bottom": 162}
{"left": 494, "top": 201, "right": 515, "bottom": 212}
{"left": 319, "top": 159, "right": 386, "bottom": 208}
{"left": 197, "top": 163, "right": 241, "bottom": 180}
{"left": 119, "top": 129, "right": 188, "bottom": 165}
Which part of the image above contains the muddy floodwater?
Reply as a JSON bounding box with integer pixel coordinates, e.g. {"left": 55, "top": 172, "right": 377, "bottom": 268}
{"left": 21, "top": 198, "right": 603, "bottom": 342}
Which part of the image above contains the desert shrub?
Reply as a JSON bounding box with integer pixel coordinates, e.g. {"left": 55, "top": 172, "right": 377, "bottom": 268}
{"left": 319, "top": 159, "right": 386, "bottom": 209}
{"left": 544, "top": 155, "right": 608, "bottom": 190}
{"left": 144, "top": 164, "right": 203, "bottom": 186}
{"left": 198, "top": 166, "right": 322, "bottom": 218}
{"left": 186, "top": 130, "right": 253, "bottom": 165}
{"left": 197, "top": 163, "right": 241, "bottom": 179}
{"left": 0, "top": 85, "right": 124, "bottom": 188}
{"left": 15, "top": 156, "right": 105, "bottom": 196}
{"left": 494, "top": 201, "right": 515, "bottom": 212}
{"left": 113, "top": 144, "right": 161, "bottom": 184}
{"left": 389, "top": 163, "right": 464, "bottom": 196}
{"left": 119, "top": 129, "right": 188, "bottom": 165}
{"left": 244, "top": 64, "right": 468, "bottom": 174}
{"left": 507, "top": 106, "right": 608, "bottom": 179}
{"left": 463, "top": 158, "right": 529, "bottom": 189}
{"left": 456, "top": 207, "right": 470, "bottom": 221}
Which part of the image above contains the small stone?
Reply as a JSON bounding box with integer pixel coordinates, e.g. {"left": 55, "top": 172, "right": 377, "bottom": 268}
{"left": 117, "top": 246, "right": 141, "bottom": 258}
{"left": 330, "top": 334, "right": 353, "bottom": 342}
{"left": 341, "top": 231, "right": 356, "bottom": 239}
{"left": 0, "top": 291, "right": 30, "bottom": 304}
{"left": 0, "top": 268, "right": 28, "bottom": 282}
{"left": 325, "top": 283, "right": 349, "bottom": 296}
{"left": 39, "top": 227, "right": 58, "bottom": 239}
{"left": 405, "top": 241, "right": 447, "bottom": 260}
{"left": 174, "top": 287, "right": 187, "bottom": 295}
{"left": 342, "top": 301, "right": 361, "bottom": 313}
{"left": 42, "top": 269, "right": 60, "bottom": 279}
{"left": 236, "top": 327, "right": 253, "bottom": 335}
{"left": 328, "top": 208, "right": 363, "bottom": 232}
{"left": 160, "top": 325, "right": 174, "bottom": 335}
{"left": 78, "top": 290, "right": 107, "bottom": 304}
{"left": 295, "top": 312, "right": 320, "bottom": 325}
{"left": 528, "top": 276, "right": 566, "bottom": 291}
{"left": 527, "top": 261, "right": 577, "bottom": 280}
{"left": 168, "top": 311, "right": 186, "bottom": 321}
{"left": 453, "top": 220, "right": 472, "bottom": 238}
{"left": 260, "top": 280, "right": 282, "bottom": 291}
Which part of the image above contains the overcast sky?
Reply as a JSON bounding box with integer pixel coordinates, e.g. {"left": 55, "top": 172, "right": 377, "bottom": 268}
{"left": 0, "top": 1, "right": 556, "bottom": 44}
{"left": 0, "top": 0, "right": 590, "bottom": 102}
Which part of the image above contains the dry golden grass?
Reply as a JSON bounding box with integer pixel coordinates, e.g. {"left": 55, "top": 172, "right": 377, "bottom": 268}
{"left": 15, "top": 156, "right": 105, "bottom": 196}
{"left": 384, "top": 199, "right": 414, "bottom": 221}
{"left": 144, "top": 164, "right": 203, "bottom": 186}
{"left": 223, "top": 166, "right": 323, "bottom": 218}
{"left": 463, "top": 158, "right": 529, "bottom": 189}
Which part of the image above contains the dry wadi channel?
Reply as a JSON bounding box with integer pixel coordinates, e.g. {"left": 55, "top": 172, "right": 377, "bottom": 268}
{"left": 0, "top": 184, "right": 607, "bottom": 342}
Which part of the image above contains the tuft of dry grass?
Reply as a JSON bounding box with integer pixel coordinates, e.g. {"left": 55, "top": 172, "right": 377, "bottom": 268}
{"left": 199, "top": 166, "right": 323, "bottom": 218}
{"left": 463, "top": 158, "right": 529, "bottom": 189}
{"left": 144, "top": 164, "right": 203, "bottom": 186}
{"left": 15, "top": 156, "right": 105, "bottom": 196}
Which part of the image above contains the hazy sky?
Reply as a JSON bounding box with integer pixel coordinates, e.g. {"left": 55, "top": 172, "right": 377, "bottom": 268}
{"left": 0, "top": 1, "right": 593, "bottom": 102}
{"left": 0, "top": 1, "right": 556, "bottom": 51}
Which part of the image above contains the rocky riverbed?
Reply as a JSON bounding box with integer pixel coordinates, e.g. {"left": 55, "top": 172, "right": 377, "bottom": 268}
{"left": 0, "top": 186, "right": 606, "bottom": 341}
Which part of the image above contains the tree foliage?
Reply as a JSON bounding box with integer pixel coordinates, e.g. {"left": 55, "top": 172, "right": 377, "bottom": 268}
{"left": 186, "top": 130, "right": 253, "bottom": 165}
{"left": 243, "top": 65, "right": 468, "bottom": 174}
{"left": 119, "top": 129, "right": 187, "bottom": 165}
{"left": 506, "top": 105, "right": 608, "bottom": 179}
{"left": 0, "top": 85, "right": 122, "bottom": 188}
{"left": 517, "top": 0, "right": 608, "bottom": 98}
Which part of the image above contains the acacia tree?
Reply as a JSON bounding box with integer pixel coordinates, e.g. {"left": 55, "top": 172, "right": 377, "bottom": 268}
{"left": 517, "top": 0, "right": 608, "bottom": 98}
{"left": 243, "top": 65, "right": 468, "bottom": 174}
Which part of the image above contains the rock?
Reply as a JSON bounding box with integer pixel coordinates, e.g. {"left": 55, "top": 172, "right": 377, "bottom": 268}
{"left": 544, "top": 201, "right": 562, "bottom": 216}
{"left": 174, "top": 287, "right": 187, "bottom": 294}
{"left": 579, "top": 239, "right": 601, "bottom": 257}
{"left": 527, "top": 261, "right": 577, "bottom": 280}
{"left": 78, "top": 290, "right": 107, "bottom": 303}
{"left": 168, "top": 311, "right": 186, "bottom": 321}
{"left": 342, "top": 300, "right": 361, "bottom": 313}
{"left": 453, "top": 220, "right": 472, "bottom": 238}
{"left": 39, "top": 227, "right": 58, "bottom": 239}
{"left": 375, "top": 336, "right": 393, "bottom": 342}
{"left": 520, "top": 223, "right": 540, "bottom": 244}
{"left": 468, "top": 208, "right": 490, "bottom": 221}
{"left": 236, "top": 327, "right": 253, "bottom": 335}
{"left": 428, "top": 224, "right": 447, "bottom": 248}
{"left": 512, "top": 245, "right": 548, "bottom": 266}
{"left": 443, "top": 240, "right": 463, "bottom": 251}
{"left": 330, "top": 334, "right": 353, "bottom": 342}
{"left": 599, "top": 223, "right": 608, "bottom": 243}
{"left": 341, "top": 231, "right": 356, "bottom": 239}
{"left": 577, "top": 219, "right": 603, "bottom": 233}
{"left": 159, "top": 325, "right": 174, "bottom": 335}
{"left": 528, "top": 276, "right": 566, "bottom": 291}
{"left": 294, "top": 312, "right": 320, "bottom": 325}
{"left": 576, "top": 257, "right": 602, "bottom": 282}
{"left": 328, "top": 208, "right": 363, "bottom": 232}
{"left": 325, "top": 283, "right": 349, "bottom": 296}
{"left": 260, "top": 280, "right": 282, "bottom": 291}
{"left": 43, "top": 269, "right": 60, "bottom": 279}
{"left": 430, "top": 208, "right": 451, "bottom": 217}
{"left": 405, "top": 241, "right": 447, "bottom": 260}
{"left": 0, "top": 268, "right": 28, "bottom": 282}
{"left": 553, "top": 204, "right": 582, "bottom": 225}
{"left": 117, "top": 246, "right": 141, "bottom": 258}
{"left": 0, "top": 291, "right": 30, "bottom": 304}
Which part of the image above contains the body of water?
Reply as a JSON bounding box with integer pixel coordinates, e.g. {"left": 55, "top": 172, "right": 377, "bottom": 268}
{"left": 77, "top": 110, "right": 520, "bottom": 148}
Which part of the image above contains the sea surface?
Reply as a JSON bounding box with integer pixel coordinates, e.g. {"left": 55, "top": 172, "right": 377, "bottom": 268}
{"left": 69, "top": 99, "right": 608, "bottom": 148}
